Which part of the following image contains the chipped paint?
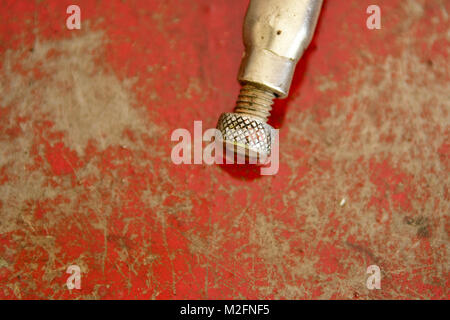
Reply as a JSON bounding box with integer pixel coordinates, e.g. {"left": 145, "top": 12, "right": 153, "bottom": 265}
{"left": 0, "top": 0, "right": 448, "bottom": 299}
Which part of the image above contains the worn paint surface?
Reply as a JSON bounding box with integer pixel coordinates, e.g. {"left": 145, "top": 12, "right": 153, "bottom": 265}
{"left": 0, "top": 0, "right": 448, "bottom": 299}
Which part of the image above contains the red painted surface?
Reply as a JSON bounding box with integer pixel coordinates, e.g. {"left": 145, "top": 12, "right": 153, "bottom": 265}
{"left": 0, "top": 0, "right": 448, "bottom": 299}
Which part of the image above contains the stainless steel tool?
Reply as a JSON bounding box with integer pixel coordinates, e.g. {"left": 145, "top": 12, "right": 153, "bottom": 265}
{"left": 216, "top": 0, "right": 323, "bottom": 160}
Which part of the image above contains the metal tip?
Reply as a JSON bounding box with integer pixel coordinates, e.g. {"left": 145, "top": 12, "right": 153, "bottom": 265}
{"left": 216, "top": 113, "right": 274, "bottom": 160}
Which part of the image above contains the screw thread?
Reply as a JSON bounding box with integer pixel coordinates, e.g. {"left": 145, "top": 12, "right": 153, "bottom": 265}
{"left": 233, "top": 83, "right": 275, "bottom": 122}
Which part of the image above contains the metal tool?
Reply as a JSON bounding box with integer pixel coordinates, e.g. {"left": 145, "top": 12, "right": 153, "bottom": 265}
{"left": 216, "top": 0, "right": 323, "bottom": 160}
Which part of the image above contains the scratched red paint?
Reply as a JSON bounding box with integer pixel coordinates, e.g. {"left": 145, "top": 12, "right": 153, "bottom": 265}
{"left": 0, "top": 0, "right": 448, "bottom": 300}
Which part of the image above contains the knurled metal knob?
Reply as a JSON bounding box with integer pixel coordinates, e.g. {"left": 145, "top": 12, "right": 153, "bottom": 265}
{"left": 216, "top": 112, "right": 274, "bottom": 159}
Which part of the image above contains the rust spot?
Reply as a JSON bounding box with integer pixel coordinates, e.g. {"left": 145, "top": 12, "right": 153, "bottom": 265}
{"left": 403, "top": 216, "right": 431, "bottom": 238}
{"left": 417, "top": 225, "right": 430, "bottom": 238}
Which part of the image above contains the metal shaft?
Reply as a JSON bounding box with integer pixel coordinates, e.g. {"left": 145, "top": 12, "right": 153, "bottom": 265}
{"left": 239, "top": 0, "right": 323, "bottom": 98}
{"left": 217, "top": 0, "right": 323, "bottom": 159}
{"left": 234, "top": 83, "right": 275, "bottom": 122}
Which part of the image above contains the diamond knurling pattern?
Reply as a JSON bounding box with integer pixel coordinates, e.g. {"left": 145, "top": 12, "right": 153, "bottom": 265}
{"left": 216, "top": 113, "right": 274, "bottom": 156}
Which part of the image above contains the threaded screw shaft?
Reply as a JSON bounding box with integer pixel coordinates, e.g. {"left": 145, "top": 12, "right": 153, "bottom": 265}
{"left": 233, "top": 83, "right": 276, "bottom": 122}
